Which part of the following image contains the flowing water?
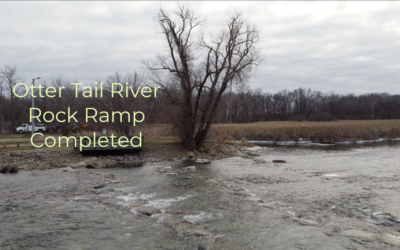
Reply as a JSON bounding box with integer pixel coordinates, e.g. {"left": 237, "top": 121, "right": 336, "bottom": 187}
{"left": 1, "top": 142, "right": 400, "bottom": 249}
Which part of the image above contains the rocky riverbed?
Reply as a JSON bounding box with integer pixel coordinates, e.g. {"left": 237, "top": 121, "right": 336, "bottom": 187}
{"left": 1, "top": 142, "right": 400, "bottom": 249}
{"left": 0, "top": 143, "right": 265, "bottom": 171}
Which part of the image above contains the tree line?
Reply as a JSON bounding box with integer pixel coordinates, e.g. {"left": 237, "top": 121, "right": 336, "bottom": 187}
{"left": 1, "top": 64, "right": 399, "bottom": 135}
{"left": 214, "top": 86, "right": 400, "bottom": 123}
{"left": 0, "top": 67, "right": 166, "bottom": 135}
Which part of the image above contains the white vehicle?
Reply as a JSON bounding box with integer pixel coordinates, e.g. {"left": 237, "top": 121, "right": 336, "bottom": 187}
{"left": 16, "top": 123, "right": 46, "bottom": 133}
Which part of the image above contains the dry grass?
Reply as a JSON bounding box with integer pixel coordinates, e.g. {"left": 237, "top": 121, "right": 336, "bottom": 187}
{"left": 209, "top": 120, "right": 400, "bottom": 142}
{"left": 138, "top": 124, "right": 178, "bottom": 139}
{"left": 132, "top": 120, "right": 400, "bottom": 143}
{"left": 0, "top": 126, "right": 179, "bottom": 151}
{"left": 0, "top": 133, "right": 79, "bottom": 151}
{"left": 126, "top": 120, "right": 400, "bottom": 142}
{"left": 2, "top": 120, "right": 399, "bottom": 151}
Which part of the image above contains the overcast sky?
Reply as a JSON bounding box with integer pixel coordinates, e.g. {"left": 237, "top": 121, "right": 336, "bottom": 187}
{"left": 1, "top": 1, "right": 399, "bottom": 95}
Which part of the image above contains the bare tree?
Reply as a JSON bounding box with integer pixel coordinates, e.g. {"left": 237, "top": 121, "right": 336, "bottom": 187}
{"left": 369, "top": 100, "right": 378, "bottom": 120}
{"left": 0, "top": 65, "right": 23, "bottom": 129}
{"left": 94, "top": 71, "right": 142, "bottom": 136}
{"left": 145, "top": 4, "right": 262, "bottom": 150}
{"left": 48, "top": 76, "right": 79, "bottom": 136}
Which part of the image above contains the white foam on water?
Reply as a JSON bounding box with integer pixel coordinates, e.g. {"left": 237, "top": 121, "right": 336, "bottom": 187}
{"left": 247, "top": 140, "right": 311, "bottom": 145}
{"left": 239, "top": 188, "right": 256, "bottom": 196}
{"left": 116, "top": 191, "right": 194, "bottom": 210}
{"left": 335, "top": 141, "right": 353, "bottom": 144}
{"left": 386, "top": 234, "right": 400, "bottom": 240}
{"left": 183, "top": 212, "right": 222, "bottom": 224}
{"left": 356, "top": 140, "right": 374, "bottom": 144}
{"left": 145, "top": 194, "right": 194, "bottom": 209}
{"left": 153, "top": 213, "right": 173, "bottom": 224}
{"left": 322, "top": 174, "right": 339, "bottom": 177}
{"left": 243, "top": 146, "right": 263, "bottom": 151}
{"left": 297, "top": 141, "right": 313, "bottom": 144}
{"left": 247, "top": 141, "right": 275, "bottom": 145}
{"left": 116, "top": 201, "right": 131, "bottom": 208}
{"left": 74, "top": 196, "right": 87, "bottom": 201}
{"left": 377, "top": 138, "right": 389, "bottom": 141}
{"left": 130, "top": 208, "right": 141, "bottom": 216}
{"left": 116, "top": 193, "right": 156, "bottom": 203}
{"left": 276, "top": 141, "right": 297, "bottom": 145}
{"left": 246, "top": 138, "right": 397, "bottom": 146}
{"left": 356, "top": 138, "right": 390, "bottom": 144}
{"left": 113, "top": 187, "right": 137, "bottom": 193}
{"left": 98, "top": 192, "right": 115, "bottom": 198}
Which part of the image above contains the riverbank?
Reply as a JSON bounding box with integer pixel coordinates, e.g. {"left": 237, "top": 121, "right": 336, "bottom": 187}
{"left": 0, "top": 141, "right": 261, "bottom": 171}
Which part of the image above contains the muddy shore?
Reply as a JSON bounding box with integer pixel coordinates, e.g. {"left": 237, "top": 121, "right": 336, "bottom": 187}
{"left": 0, "top": 142, "right": 251, "bottom": 171}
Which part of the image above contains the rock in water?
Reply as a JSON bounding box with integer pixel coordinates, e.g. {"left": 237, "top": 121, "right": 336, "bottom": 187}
{"left": 257, "top": 203, "right": 275, "bottom": 210}
{"left": 187, "top": 152, "right": 196, "bottom": 160}
{"left": 248, "top": 152, "right": 260, "bottom": 157}
{"left": 104, "top": 174, "right": 116, "bottom": 180}
{"left": 1, "top": 166, "right": 11, "bottom": 174}
{"left": 291, "top": 217, "right": 318, "bottom": 226}
{"left": 382, "top": 234, "right": 400, "bottom": 247}
{"left": 94, "top": 184, "right": 106, "bottom": 189}
{"left": 195, "top": 159, "right": 211, "bottom": 164}
{"left": 130, "top": 203, "right": 144, "bottom": 208}
{"left": 9, "top": 165, "right": 19, "bottom": 173}
{"left": 76, "top": 161, "right": 86, "bottom": 167}
{"left": 183, "top": 212, "right": 214, "bottom": 224}
{"left": 273, "top": 160, "right": 286, "bottom": 163}
{"left": 254, "top": 158, "right": 266, "bottom": 163}
{"left": 163, "top": 166, "right": 173, "bottom": 173}
{"left": 173, "top": 157, "right": 183, "bottom": 162}
{"left": 388, "top": 217, "right": 400, "bottom": 223}
{"left": 0, "top": 164, "right": 19, "bottom": 174}
{"left": 86, "top": 159, "right": 105, "bottom": 169}
{"left": 184, "top": 166, "right": 196, "bottom": 171}
{"left": 62, "top": 167, "right": 78, "bottom": 172}
{"left": 134, "top": 206, "right": 161, "bottom": 216}
{"left": 340, "top": 230, "right": 376, "bottom": 241}
{"left": 246, "top": 196, "right": 264, "bottom": 203}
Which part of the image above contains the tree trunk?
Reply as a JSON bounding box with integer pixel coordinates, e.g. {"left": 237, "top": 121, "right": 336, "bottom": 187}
{"left": 61, "top": 122, "right": 69, "bottom": 136}
{"left": 10, "top": 97, "right": 15, "bottom": 129}
{"left": 147, "top": 5, "right": 262, "bottom": 150}
{"left": 183, "top": 137, "right": 196, "bottom": 151}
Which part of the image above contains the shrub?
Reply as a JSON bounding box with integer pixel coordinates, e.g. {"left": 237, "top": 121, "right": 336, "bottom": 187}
{"left": 291, "top": 115, "right": 306, "bottom": 122}
{"left": 308, "top": 112, "right": 338, "bottom": 122}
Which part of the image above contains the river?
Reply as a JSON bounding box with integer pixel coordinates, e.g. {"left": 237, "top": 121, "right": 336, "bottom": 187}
{"left": 1, "top": 142, "right": 400, "bottom": 249}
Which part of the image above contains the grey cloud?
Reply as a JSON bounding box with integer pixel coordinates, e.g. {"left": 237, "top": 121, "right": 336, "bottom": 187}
{"left": 1, "top": 1, "right": 399, "bottom": 95}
